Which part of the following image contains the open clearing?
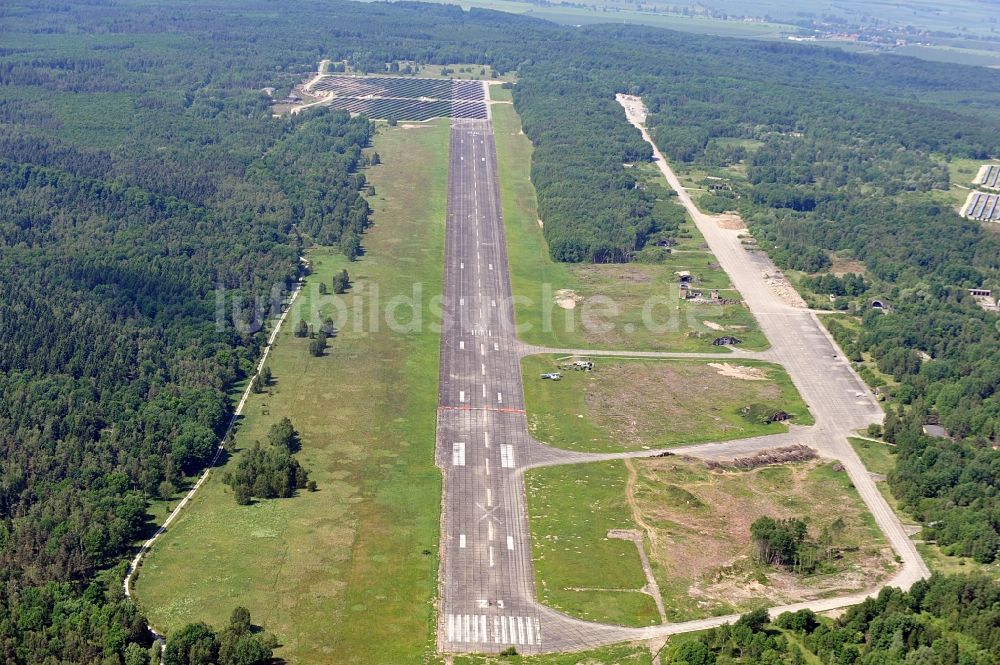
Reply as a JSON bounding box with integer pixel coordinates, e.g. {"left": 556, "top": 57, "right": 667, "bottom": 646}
{"left": 522, "top": 356, "right": 812, "bottom": 453}
{"left": 527, "top": 457, "right": 895, "bottom": 626}
{"left": 491, "top": 103, "right": 766, "bottom": 353}
{"left": 134, "top": 120, "right": 450, "bottom": 663}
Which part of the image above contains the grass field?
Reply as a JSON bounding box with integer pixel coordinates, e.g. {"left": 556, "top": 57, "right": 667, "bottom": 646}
{"left": 526, "top": 462, "right": 661, "bottom": 628}
{"left": 134, "top": 120, "right": 451, "bottom": 663}
{"left": 489, "top": 84, "right": 513, "bottom": 102}
{"left": 848, "top": 437, "right": 896, "bottom": 476}
{"left": 522, "top": 356, "right": 812, "bottom": 453}
{"left": 345, "top": 61, "right": 515, "bottom": 82}
{"left": 454, "top": 643, "right": 652, "bottom": 664}
{"left": 491, "top": 103, "right": 767, "bottom": 352}
{"left": 527, "top": 457, "right": 894, "bottom": 625}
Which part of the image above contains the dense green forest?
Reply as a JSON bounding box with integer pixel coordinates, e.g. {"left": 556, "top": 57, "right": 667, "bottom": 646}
{"left": 664, "top": 575, "right": 999, "bottom": 664}
{"left": 2, "top": 0, "right": 1000, "bottom": 660}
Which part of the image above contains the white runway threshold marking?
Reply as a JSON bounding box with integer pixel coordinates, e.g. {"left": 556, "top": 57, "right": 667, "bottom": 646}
{"left": 452, "top": 442, "right": 466, "bottom": 466}
{"left": 448, "top": 615, "right": 543, "bottom": 646}
{"left": 500, "top": 444, "right": 514, "bottom": 468}
{"left": 497, "top": 392, "right": 503, "bottom": 404}
{"left": 507, "top": 535, "right": 514, "bottom": 550}
{"left": 459, "top": 534, "right": 466, "bottom": 548}
{"left": 459, "top": 390, "right": 466, "bottom": 403}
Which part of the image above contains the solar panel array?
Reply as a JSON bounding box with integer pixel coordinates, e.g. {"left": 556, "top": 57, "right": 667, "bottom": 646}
{"left": 325, "top": 97, "right": 487, "bottom": 121}
{"left": 964, "top": 191, "right": 1000, "bottom": 222}
{"left": 975, "top": 164, "right": 1000, "bottom": 190}
{"left": 310, "top": 75, "right": 487, "bottom": 120}
{"left": 312, "top": 76, "right": 484, "bottom": 101}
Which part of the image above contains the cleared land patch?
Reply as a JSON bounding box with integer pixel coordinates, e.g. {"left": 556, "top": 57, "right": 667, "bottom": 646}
{"left": 491, "top": 102, "right": 766, "bottom": 353}
{"left": 134, "top": 120, "right": 450, "bottom": 663}
{"left": 522, "top": 356, "right": 812, "bottom": 453}
{"left": 527, "top": 457, "right": 895, "bottom": 626}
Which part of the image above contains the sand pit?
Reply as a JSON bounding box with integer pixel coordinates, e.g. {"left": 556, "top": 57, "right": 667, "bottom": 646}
{"left": 715, "top": 214, "right": 747, "bottom": 230}
{"left": 708, "top": 363, "right": 769, "bottom": 381}
{"left": 555, "top": 289, "right": 582, "bottom": 310}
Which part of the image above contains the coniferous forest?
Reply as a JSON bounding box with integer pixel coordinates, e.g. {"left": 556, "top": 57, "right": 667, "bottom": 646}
{"left": 1, "top": 0, "right": 999, "bottom": 661}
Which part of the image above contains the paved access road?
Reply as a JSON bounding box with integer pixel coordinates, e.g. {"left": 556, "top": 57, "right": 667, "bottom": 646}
{"left": 435, "top": 96, "right": 929, "bottom": 656}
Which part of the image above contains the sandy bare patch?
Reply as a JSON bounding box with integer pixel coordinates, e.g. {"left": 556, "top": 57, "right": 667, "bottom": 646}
{"left": 537, "top": 218, "right": 544, "bottom": 228}
{"left": 555, "top": 289, "right": 582, "bottom": 310}
{"left": 703, "top": 320, "right": 724, "bottom": 331}
{"left": 635, "top": 458, "right": 896, "bottom": 619}
{"left": 761, "top": 269, "right": 808, "bottom": 308}
{"left": 707, "top": 363, "right": 769, "bottom": 381}
{"left": 716, "top": 214, "right": 746, "bottom": 230}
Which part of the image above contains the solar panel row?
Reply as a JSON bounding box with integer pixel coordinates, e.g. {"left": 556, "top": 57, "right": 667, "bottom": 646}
{"left": 326, "top": 98, "right": 488, "bottom": 121}
{"left": 965, "top": 191, "right": 1000, "bottom": 222}
{"left": 311, "top": 75, "right": 485, "bottom": 101}
{"left": 975, "top": 164, "right": 1000, "bottom": 190}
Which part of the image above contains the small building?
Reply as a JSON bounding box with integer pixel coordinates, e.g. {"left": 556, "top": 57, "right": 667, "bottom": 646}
{"left": 922, "top": 424, "right": 949, "bottom": 439}
{"left": 712, "top": 336, "right": 742, "bottom": 346}
{"left": 969, "top": 288, "right": 992, "bottom": 298}
{"left": 677, "top": 270, "right": 693, "bottom": 284}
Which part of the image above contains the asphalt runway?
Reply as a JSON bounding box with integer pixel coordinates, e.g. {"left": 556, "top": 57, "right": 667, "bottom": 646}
{"left": 435, "top": 117, "right": 546, "bottom": 652}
